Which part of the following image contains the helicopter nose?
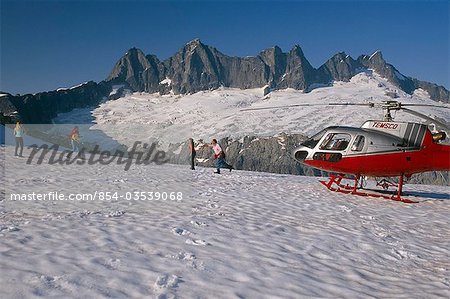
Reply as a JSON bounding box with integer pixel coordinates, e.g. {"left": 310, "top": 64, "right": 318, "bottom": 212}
{"left": 293, "top": 147, "right": 310, "bottom": 162}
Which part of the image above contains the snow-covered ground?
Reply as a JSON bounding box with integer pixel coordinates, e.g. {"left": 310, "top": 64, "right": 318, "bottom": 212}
{"left": 2, "top": 72, "right": 449, "bottom": 298}
{"left": 1, "top": 145, "right": 449, "bottom": 298}
{"left": 75, "top": 71, "right": 450, "bottom": 149}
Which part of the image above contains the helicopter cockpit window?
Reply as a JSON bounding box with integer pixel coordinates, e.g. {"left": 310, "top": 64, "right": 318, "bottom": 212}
{"left": 301, "top": 130, "right": 326, "bottom": 149}
{"left": 351, "top": 135, "right": 365, "bottom": 151}
{"left": 319, "top": 133, "right": 351, "bottom": 151}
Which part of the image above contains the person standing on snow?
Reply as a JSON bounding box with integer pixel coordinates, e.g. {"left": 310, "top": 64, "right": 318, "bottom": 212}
{"left": 68, "top": 126, "right": 81, "bottom": 152}
{"left": 202, "top": 139, "right": 233, "bottom": 174}
{"left": 188, "top": 138, "right": 196, "bottom": 170}
{"left": 13, "top": 121, "right": 24, "bottom": 157}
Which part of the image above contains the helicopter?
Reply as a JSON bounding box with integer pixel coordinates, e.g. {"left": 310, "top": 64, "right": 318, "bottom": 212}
{"left": 242, "top": 100, "right": 450, "bottom": 203}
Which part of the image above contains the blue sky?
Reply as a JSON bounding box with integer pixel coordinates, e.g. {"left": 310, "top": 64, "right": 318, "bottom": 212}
{"left": 1, "top": 0, "right": 449, "bottom": 94}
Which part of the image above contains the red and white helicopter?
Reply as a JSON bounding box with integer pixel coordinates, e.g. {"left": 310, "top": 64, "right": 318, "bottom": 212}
{"left": 243, "top": 100, "right": 450, "bottom": 203}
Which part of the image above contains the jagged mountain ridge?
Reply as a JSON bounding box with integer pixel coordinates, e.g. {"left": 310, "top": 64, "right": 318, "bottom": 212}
{"left": 1, "top": 39, "right": 448, "bottom": 125}
{"left": 107, "top": 39, "right": 449, "bottom": 102}
{"left": 0, "top": 81, "right": 111, "bottom": 124}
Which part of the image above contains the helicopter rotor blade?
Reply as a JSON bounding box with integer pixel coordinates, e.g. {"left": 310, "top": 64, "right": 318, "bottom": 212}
{"left": 400, "top": 103, "right": 450, "bottom": 109}
{"left": 240, "top": 102, "right": 375, "bottom": 112}
{"left": 400, "top": 107, "right": 450, "bottom": 131}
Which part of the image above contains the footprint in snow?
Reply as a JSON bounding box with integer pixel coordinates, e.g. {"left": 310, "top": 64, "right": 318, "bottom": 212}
{"left": 105, "top": 258, "right": 121, "bottom": 270}
{"left": 0, "top": 226, "right": 20, "bottom": 233}
{"left": 186, "top": 238, "right": 209, "bottom": 246}
{"left": 113, "top": 178, "right": 128, "bottom": 183}
{"left": 190, "top": 220, "right": 207, "bottom": 227}
{"left": 166, "top": 251, "right": 205, "bottom": 270}
{"left": 154, "top": 274, "right": 181, "bottom": 289}
{"left": 167, "top": 251, "right": 196, "bottom": 261}
{"left": 392, "top": 247, "right": 417, "bottom": 260}
{"left": 208, "top": 211, "right": 225, "bottom": 217}
{"left": 338, "top": 205, "right": 352, "bottom": 213}
{"left": 359, "top": 215, "right": 374, "bottom": 225}
{"left": 171, "top": 227, "right": 190, "bottom": 236}
{"left": 105, "top": 210, "right": 125, "bottom": 218}
{"left": 39, "top": 275, "right": 61, "bottom": 288}
{"left": 208, "top": 203, "right": 220, "bottom": 209}
{"left": 157, "top": 293, "right": 177, "bottom": 299}
{"left": 38, "top": 177, "right": 57, "bottom": 183}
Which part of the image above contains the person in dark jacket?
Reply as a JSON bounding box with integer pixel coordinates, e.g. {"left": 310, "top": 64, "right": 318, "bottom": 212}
{"left": 188, "top": 138, "right": 196, "bottom": 170}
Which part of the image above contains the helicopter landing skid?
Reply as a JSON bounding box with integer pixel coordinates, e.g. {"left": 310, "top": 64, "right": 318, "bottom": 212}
{"left": 319, "top": 174, "right": 418, "bottom": 203}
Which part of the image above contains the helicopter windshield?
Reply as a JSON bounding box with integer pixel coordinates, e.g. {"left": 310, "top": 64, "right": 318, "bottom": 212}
{"left": 301, "top": 130, "right": 326, "bottom": 149}
{"left": 319, "top": 133, "right": 351, "bottom": 151}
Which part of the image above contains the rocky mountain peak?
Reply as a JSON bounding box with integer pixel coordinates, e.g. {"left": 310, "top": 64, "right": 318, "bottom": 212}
{"left": 317, "top": 52, "right": 360, "bottom": 83}
{"left": 289, "top": 44, "right": 306, "bottom": 58}
{"left": 126, "top": 47, "right": 142, "bottom": 55}
{"left": 260, "top": 45, "right": 283, "bottom": 58}
{"left": 290, "top": 44, "right": 301, "bottom": 51}
{"left": 333, "top": 52, "right": 349, "bottom": 60}
{"left": 163, "top": 39, "right": 224, "bottom": 94}
{"left": 106, "top": 47, "right": 152, "bottom": 91}
{"left": 181, "top": 38, "right": 207, "bottom": 54}
{"left": 357, "top": 50, "right": 417, "bottom": 94}
{"left": 187, "top": 38, "right": 201, "bottom": 46}
{"left": 368, "top": 50, "right": 383, "bottom": 62}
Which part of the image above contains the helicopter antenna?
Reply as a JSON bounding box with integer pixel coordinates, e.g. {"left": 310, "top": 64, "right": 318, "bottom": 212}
{"left": 380, "top": 101, "right": 401, "bottom": 121}
{"left": 383, "top": 108, "right": 393, "bottom": 121}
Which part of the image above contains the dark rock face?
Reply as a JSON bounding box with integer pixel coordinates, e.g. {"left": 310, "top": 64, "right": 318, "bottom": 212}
{"left": 0, "top": 96, "right": 18, "bottom": 119}
{"left": 318, "top": 52, "right": 361, "bottom": 82}
{"left": 219, "top": 133, "right": 310, "bottom": 174}
{"left": 411, "top": 79, "right": 450, "bottom": 102}
{"left": 167, "top": 134, "right": 448, "bottom": 186}
{"left": 106, "top": 40, "right": 449, "bottom": 103}
{"left": 107, "top": 48, "right": 147, "bottom": 90}
{"left": 142, "top": 54, "right": 166, "bottom": 93}
{"left": 164, "top": 39, "right": 224, "bottom": 94}
{"left": 168, "top": 133, "right": 324, "bottom": 176}
{"left": 282, "top": 45, "right": 317, "bottom": 90}
{"left": 218, "top": 55, "right": 268, "bottom": 90}
{"left": 0, "top": 81, "right": 111, "bottom": 124}
{"left": 107, "top": 40, "right": 320, "bottom": 95}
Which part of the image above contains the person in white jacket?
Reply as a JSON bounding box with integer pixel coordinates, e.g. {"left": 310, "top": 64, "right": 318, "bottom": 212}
{"left": 13, "top": 121, "right": 24, "bottom": 157}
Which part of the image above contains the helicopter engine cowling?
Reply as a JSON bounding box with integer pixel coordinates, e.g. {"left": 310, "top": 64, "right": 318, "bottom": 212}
{"left": 432, "top": 131, "right": 446, "bottom": 142}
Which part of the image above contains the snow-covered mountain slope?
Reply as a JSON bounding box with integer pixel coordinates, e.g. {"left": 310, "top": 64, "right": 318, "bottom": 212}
{"left": 81, "top": 71, "right": 450, "bottom": 149}
{"left": 1, "top": 145, "right": 449, "bottom": 298}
